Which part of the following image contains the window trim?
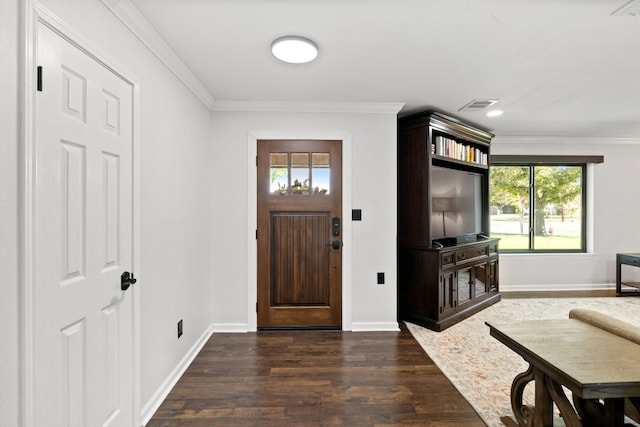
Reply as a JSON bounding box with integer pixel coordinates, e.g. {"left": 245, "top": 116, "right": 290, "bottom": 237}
{"left": 490, "top": 161, "right": 590, "bottom": 253}
{"left": 491, "top": 155, "right": 603, "bottom": 165}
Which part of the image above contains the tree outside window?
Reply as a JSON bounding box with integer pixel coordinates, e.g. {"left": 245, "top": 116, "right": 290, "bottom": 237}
{"left": 489, "top": 164, "right": 585, "bottom": 252}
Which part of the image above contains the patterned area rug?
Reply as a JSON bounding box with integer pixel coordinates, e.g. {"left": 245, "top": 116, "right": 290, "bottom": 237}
{"left": 407, "top": 297, "right": 640, "bottom": 427}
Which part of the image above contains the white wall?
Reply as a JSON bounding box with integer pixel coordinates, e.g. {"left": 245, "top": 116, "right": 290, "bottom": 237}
{"left": 32, "top": 0, "right": 214, "bottom": 418}
{"left": 9, "top": 2, "right": 635, "bottom": 426}
{"left": 0, "top": 0, "right": 20, "bottom": 424}
{"left": 209, "top": 110, "right": 398, "bottom": 331}
{"left": 493, "top": 136, "right": 640, "bottom": 291}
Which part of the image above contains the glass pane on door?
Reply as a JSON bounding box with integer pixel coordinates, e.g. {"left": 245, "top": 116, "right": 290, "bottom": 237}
{"left": 458, "top": 269, "right": 472, "bottom": 304}
{"left": 312, "top": 152, "right": 330, "bottom": 195}
{"left": 474, "top": 263, "right": 488, "bottom": 296}
{"left": 291, "top": 153, "right": 310, "bottom": 194}
{"left": 270, "top": 152, "right": 288, "bottom": 195}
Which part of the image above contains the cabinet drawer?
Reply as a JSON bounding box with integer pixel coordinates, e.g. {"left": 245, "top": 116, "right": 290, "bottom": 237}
{"left": 456, "top": 245, "right": 488, "bottom": 263}
{"left": 619, "top": 254, "right": 640, "bottom": 266}
{"left": 441, "top": 252, "right": 455, "bottom": 268}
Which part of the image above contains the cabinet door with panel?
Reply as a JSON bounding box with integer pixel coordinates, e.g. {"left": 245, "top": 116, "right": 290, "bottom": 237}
{"left": 488, "top": 257, "right": 499, "bottom": 291}
{"left": 440, "top": 270, "right": 457, "bottom": 316}
{"left": 456, "top": 268, "right": 473, "bottom": 307}
{"left": 473, "top": 262, "right": 489, "bottom": 297}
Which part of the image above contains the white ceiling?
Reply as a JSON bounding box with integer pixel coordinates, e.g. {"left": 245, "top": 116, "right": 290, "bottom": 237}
{"left": 129, "top": 0, "right": 640, "bottom": 137}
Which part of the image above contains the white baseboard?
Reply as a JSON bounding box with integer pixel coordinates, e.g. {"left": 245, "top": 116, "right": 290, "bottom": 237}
{"left": 350, "top": 322, "right": 400, "bottom": 332}
{"left": 140, "top": 324, "right": 214, "bottom": 426}
{"left": 211, "top": 323, "right": 249, "bottom": 333}
{"left": 499, "top": 283, "right": 614, "bottom": 292}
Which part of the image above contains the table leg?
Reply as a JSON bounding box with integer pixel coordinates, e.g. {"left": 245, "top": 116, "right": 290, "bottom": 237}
{"left": 603, "top": 398, "right": 625, "bottom": 426}
{"left": 534, "top": 369, "right": 554, "bottom": 427}
{"left": 508, "top": 364, "right": 625, "bottom": 427}
{"left": 509, "top": 364, "right": 536, "bottom": 426}
{"left": 617, "top": 253, "right": 622, "bottom": 296}
{"left": 627, "top": 397, "right": 640, "bottom": 422}
{"left": 573, "top": 396, "right": 626, "bottom": 427}
{"left": 545, "top": 377, "right": 580, "bottom": 426}
{"left": 508, "top": 364, "right": 555, "bottom": 427}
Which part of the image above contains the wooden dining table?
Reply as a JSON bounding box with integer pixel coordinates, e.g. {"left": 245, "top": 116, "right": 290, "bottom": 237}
{"left": 486, "top": 319, "right": 640, "bottom": 427}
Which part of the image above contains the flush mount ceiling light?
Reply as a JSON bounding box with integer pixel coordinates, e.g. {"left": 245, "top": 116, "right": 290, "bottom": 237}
{"left": 271, "top": 36, "right": 318, "bottom": 64}
{"left": 486, "top": 110, "right": 504, "bottom": 117}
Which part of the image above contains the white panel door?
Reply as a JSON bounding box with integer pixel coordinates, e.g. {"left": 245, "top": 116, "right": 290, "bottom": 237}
{"left": 35, "top": 23, "right": 134, "bottom": 427}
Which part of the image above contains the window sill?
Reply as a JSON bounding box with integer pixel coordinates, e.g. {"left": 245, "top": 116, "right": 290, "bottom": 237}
{"left": 499, "top": 252, "right": 595, "bottom": 257}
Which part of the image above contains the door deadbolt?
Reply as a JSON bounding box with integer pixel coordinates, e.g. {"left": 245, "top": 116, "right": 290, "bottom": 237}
{"left": 332, "top": 217, "right": 340, "bottom": 236}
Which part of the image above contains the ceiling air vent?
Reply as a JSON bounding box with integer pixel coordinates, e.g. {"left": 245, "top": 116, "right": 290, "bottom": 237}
{"left": 612, "top": 0, "right": 640, "bottom": 16}
{"left": 458, "top": 99, "right": 499, "bottom": 112}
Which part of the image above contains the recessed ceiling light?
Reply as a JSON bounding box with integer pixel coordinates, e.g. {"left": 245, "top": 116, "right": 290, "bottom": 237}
{"left": 271, "top": 36, "right": 318, "bottom": 64}
{"left": 486, "top": 110, "right": 504, "bottom": 117}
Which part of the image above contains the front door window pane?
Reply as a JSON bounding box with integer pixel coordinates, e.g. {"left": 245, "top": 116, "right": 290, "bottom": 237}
{"left": 312, "top": 152, "right": 330, "bottom": 195}
{"left": 270, "top": 152, "right": 289, "bottom": 195}
{"left": 291, "top": 153, "right": 310, "bottom": 194}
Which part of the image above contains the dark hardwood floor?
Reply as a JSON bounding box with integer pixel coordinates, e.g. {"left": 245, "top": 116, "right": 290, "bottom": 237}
{"left": 147, "top": 324, "right": 485, "bottom": 426}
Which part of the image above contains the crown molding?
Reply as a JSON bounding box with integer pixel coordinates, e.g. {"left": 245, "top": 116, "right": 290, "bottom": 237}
{"left": 212, "top": 100, "right": 405, "bottom": 114}
{"left": 100, "top": 0, "right": 215, "bottom": 110}
{"left": 493, "top": 135, "right": 640, "bottom": 145}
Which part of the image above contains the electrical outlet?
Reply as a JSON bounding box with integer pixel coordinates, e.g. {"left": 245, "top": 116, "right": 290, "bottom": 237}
{"left": 377, "top": 272, "right": 385, "bottom": 285}
{"left": 177, "top": 319, "right": 183, "bottom": 338}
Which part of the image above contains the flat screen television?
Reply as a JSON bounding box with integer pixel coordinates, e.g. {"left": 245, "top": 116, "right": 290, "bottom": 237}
{"left": 430, "top": 166, "right": 483, "bottom": 241}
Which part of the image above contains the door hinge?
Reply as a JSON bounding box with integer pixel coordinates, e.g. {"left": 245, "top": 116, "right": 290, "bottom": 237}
{"left": 256, "top": 302, "right": 258, "bottom": 312}
{"left": 37, "top": 66, "right": 43, "bottom": 92}
{"left": 256, "top": 229, "right": 258, "bottom": 240}
{"left": 256, "top": 155, "right": 258, "bottom": 167}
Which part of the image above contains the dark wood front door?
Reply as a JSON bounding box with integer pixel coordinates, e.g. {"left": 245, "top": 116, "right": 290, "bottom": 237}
{"left": 257, "top": 140, "right": 342, "bottom": 328}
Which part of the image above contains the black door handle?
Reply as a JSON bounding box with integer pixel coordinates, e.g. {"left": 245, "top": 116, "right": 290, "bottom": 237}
{"left": 121, "top": 271, "right": 137, "bottom": 291}
{"left": 332, "top": 240, "right": 341, "bottom": 250}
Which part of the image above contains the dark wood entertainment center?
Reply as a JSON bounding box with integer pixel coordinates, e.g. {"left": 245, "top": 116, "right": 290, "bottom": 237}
{"left": 398, "top": 111, "right": 500, "bottom": 331}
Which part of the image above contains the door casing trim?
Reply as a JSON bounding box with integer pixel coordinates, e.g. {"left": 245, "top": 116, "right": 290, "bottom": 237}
{"left": 21, "top": 3, "right": 142, "bottom": 425}
{"left": 248, "top": 131, "right": 352, "bottom": 331}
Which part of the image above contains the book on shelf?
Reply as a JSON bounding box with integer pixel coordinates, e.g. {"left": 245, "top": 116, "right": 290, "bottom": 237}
{"left": 433, "top": 135, "right": 487, "bottom": 166}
